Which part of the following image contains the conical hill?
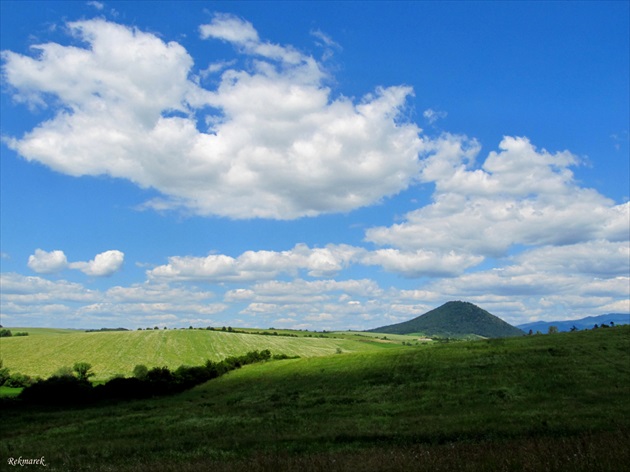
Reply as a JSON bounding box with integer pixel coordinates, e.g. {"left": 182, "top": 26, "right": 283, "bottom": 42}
{"left": 370, "top": 301, "right": 524, "bottom": 338}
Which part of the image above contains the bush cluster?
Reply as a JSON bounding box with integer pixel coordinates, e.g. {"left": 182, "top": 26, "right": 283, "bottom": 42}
{"left": 0, "top": 329, "right": 28, "bottom": 337}
{"left": 204, "top": 326, "right": 300, "bottom": 337}
{"left": 84, "top": 328, "right": 129, "bottom": 333}
{"left": 17, "top": 350, "right": 280, "bottom": 405}
{"left": 3, "top": 373, "right": 34, "bottom": 388}
{"left": 0, "top": 360, "right": 36, "bottom": 388}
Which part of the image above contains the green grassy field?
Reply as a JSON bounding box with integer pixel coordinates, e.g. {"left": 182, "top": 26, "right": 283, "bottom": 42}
{"left": 0, "top": 386, "right": 21, "bottom": 398}
{"left": 224, "top": 328, "right": 430, "bottom": 343}
{"left": 1, "top": 326, "right": 628, "bottom": 471}
{"left": 0, "top": 328, "right": 396, "bottom": 380}
{"left": 2, "top": 327, "right": 80, "bottom": 336}
{"left": 329, "top": 331, "right": 433, "bottom": 342}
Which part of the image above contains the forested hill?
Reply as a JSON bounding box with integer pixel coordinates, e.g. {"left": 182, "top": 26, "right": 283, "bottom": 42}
{"left": 369, "top": 301, "right": 524, "bottom": 338}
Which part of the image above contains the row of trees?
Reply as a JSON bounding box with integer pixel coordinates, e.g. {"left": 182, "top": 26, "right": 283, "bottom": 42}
{"left": 135, "top": 326, "right": 302, "bottom": 337}
{"left": 0, "top": 361, "right": 95, "bottom": 389}
{"left": 527, "top": 321, "right": 617, "bottom": 336}
{"left": 14, "top": 350, "right": 295, "bottom": 405}
{"left": 136, "top": 326, "right": 237, "bottom": 331}
{"left": 0, "top": 329, "right": 28, "bottom": 337}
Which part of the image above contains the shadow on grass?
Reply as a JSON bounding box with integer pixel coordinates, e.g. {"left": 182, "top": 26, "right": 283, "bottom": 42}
{"left": 54, "top": 428, "right": 630, "bottom": 472}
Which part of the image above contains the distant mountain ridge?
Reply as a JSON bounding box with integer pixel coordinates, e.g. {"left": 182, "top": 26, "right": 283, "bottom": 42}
{"left": 518, "top": 313, "right": 630, "bottom": 333}
{"left": 369, "top": 301, "right": 524, "bottom": 338}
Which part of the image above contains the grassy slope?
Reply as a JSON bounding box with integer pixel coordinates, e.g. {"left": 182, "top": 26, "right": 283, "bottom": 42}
{"left": 0, "top": 329, "right": 391, "bottom": 380}
{"left": 1, "top": 327, "right": 628, "bottom": 471}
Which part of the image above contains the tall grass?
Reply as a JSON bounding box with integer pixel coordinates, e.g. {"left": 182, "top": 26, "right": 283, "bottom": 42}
{"left": 86, "top": 429, "right": 630, "bottom": 472}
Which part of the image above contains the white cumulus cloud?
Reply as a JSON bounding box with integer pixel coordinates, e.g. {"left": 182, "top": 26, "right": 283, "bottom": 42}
{"left": 0, "top": 273, "right": 225, "bottom": 328}
{"left": 3, "top": 16, "right": 425, "bottom": 219}
{"left": 361, "top": 248, "right": 483, "bottom": 277}
{"left": 27, "top": 249, "right": 68, "bottom": 274}
{"left": 69, "top": 250, "right": 125, "bottom": 277}
{"left": 366, "top": 136, "right": 628, "bottom": 257}
{"left": 148, "top": 244, "right": 363, "bottom": 282}
{"left": 147, "top": 242, "right": 492, "bottom": 282}
{"left": 27, "top": 249, "right": 125, "bottom": 277}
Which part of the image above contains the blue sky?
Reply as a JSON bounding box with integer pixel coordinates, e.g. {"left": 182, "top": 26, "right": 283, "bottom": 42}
{"left": 1, "top": 1, "right": 628, "bottom": 330}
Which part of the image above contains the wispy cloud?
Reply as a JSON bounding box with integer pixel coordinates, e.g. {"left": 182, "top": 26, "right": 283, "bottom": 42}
{"left": 423, "top": 108, "right": 447, "bottom": 124}
{"left": 610, "top": 130, "right": 629, "bottom": 151}
{"left": 310, "top": 29, "right": 342, "bottom": 60}
{"left": 87, "top": 1, "right": 104, "bottom": 11}
{"left": 310, "top": 29, "right": 341, "bottom": 49}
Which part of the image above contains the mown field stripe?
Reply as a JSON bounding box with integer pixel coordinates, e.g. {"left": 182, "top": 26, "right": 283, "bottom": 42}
{"left": 0, "top": 329, "right": 389, "bottom": 380}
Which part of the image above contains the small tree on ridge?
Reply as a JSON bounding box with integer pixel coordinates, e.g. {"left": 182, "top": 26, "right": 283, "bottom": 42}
{"left": 73, "top": 362, "right": 95, "bottom": 382}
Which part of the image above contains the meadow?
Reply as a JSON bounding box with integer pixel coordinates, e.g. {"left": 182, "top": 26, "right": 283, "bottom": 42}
{"left": 1, "top": 326, "right": 629, "bottom": 471}
{"left": 0, "top": 328, "right": 406, "bottom": 380}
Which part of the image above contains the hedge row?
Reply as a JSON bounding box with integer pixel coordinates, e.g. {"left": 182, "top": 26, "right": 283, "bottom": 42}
{"left": 18, "top": 350, "right": 295, "bottom": 405}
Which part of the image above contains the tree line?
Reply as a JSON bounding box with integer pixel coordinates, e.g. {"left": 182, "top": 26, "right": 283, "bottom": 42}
{"left": 0, "top": 329, "right": 28, "bottom": 337}
{"left": 2, "top": 350, "right": 297, "bottom": 406}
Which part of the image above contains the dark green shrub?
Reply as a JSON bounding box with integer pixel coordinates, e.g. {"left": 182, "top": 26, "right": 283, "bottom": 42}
{"left": 0, "top": 360, "right": 10, "bottom": 386}
{"left": 73, "top": 362, "right": 95, "bottom": 381}
{"left": 18, "top": 350, "right": 288, "bottom": 405}
{"left": 54, "top": 366, "right": 74, "bottom": 378}
{"left": 242, "top": 349, "right": 272, "bottom": 364}
{"left": 272, "top": 353, "right": 300, "bottom": 360}
{"left": 146, "top": 366, "right": 172, "bottom": 381}
{"left": 174, "top": 365, "right": 211, "bottom": 388}
{"left": 132, "top": 364, "right": 148, "bottom": 380}
{"left": 204, "top": 360, "right": 221, "bottom": 379}
{"left": 146, "top": 366, "right": 175, "bottom": 393}
{"left": 4, "top": 372, "right": 33, "bottom": 388}
{"left": 95, "top": 377, "right": 151, "bottom": 400}
{"left": 19, "top": 376, "right": 92, "bottom": 405}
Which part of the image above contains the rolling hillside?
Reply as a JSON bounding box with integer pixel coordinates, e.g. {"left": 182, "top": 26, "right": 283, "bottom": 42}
{"left": 0, "top": 328, "right": 391, "bottom": 380}
{"left": 2, "top": 327, "right": 629, "bottom": 471}
{"left": 369, "top": 301, "right": 524, "bottom": 338}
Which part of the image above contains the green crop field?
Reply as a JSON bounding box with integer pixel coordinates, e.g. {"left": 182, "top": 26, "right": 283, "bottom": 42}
{"left": 1, "top": 326, "right": 629, "bottom": 471}
{"left": 0, "top": 328, "right": 394, "bottom": 380}
{"left": 229, "top": 328, "right": 431, "bottom": 344}
{"left": 329, "top": 331, "right": 433, "bottom": 342}
{"left": 2, "top": 327, "right": 79, "bottom": 336}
